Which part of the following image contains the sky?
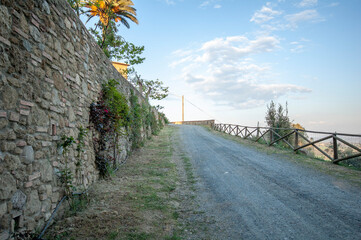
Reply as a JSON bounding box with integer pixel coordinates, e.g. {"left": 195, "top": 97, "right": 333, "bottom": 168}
{"left": 83, "top": 0, "right": 361, "bottom": 134}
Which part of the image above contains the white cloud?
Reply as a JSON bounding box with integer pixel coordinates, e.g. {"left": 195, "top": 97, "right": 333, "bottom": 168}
{"left": 250, "top": 5, "right": 282, "bottom": 24}
{"left": 328, "top": 2, "right": 339, "bottom": 7}
{"left": 200, "top": 0, "right": 222, "bottom": 9}
{"left": 163, "top": 0, "right": 175, "bottom": 5}
{"left": 291, "top": 44, "right": 304, "bottom": 53}
{"left": 297, "top": 0, "right": 318, "bottom": 8}
{"left": 290, "top": 38, "right": 310, "bottom": 53}
{"left": 285, "top": 9, "right": 324, "bottom": 28}
{"left": 200, "top": 1, "right": 210, "bottom": 8}
{"left": 170, "top": 36, "right": 311, "bottom": 109}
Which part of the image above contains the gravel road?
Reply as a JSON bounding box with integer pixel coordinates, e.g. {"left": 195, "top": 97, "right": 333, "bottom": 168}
{"left": 178, "top": 125, "right": 361, "bottom": 240}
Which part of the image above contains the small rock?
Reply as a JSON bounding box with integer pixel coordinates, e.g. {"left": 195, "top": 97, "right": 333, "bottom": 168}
{"left": 22, "top": 146, "right": 34, "bottom": 164}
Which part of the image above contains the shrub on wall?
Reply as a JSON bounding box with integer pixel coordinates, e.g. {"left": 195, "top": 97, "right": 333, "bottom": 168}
{"left": 89, "top": 79, "right": 129, "bottom": 177}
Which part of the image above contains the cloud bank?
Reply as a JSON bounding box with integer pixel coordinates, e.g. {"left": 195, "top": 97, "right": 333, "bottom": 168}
{"left": 171, "top": 36, "right": 311, "bottom": 109}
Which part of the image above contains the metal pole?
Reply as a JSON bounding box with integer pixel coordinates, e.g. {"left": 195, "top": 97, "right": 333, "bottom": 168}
{"left": 182, "top": 95, "right": 184, "bottom": 122}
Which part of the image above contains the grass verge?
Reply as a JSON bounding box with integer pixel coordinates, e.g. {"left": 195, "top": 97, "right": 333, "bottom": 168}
{"left": 45, "top": 126, "right": 184, "bottom": 240}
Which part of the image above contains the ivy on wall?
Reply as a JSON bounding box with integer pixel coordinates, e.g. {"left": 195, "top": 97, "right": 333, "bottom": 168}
{"left": 89, "top": 79, "right": 130, "bottom": 177}
{"left": 89, "top": 79, "right": 167, "bottom": 177}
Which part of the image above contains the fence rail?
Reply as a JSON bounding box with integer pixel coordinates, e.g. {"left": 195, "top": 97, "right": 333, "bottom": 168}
{"left": 214, "top": 123, "right": 361, "bottom": 164}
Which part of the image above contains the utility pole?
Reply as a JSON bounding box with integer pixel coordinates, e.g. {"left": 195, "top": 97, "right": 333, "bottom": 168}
{"left": 182, "top": 95, "right": 184, "bottom": 122}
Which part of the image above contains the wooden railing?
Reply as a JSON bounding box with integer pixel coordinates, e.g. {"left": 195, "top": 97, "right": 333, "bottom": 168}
{"left": 214, "top": 123, "right": 361, "bottom": 164}
{"left": 171, "top": 120, "right": 215, "bottom": 127}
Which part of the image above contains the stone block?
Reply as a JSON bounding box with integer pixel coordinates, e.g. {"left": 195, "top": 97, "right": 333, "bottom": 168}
{"left": 0, "top": 231, "right": 10, "bottom": 240}
{"left": 28, "top": 172, "right": 41, "bottom": 181}
{"left": 1, "top": 141, "right": 16, "bottom": 152}
{"left": 13, "top": 26, "right": 29, "bottom": 39}
{"left": 49, "top": 106, "right": 63, "bottom": 114}
{"left": 11, "top": 190, "right": 27, "bottom": 210}
{"left": 2, "top": 85, "right": 18, "bottom": 110}
{"left": 0, "top": 172, "right": 16, "bottom": 200}
{"left": 24, "top": 182, "right": 33, "bottom": 188}
{"left": 9, "top": 112, "right": 20, "bottom": 122}
{"left": 10, "top": 210, "right": 21, "bottom": 218}
{"left": 45, "top": 78, "right": 54, "bottom": 84}
{"left": 34, "top": 151, "right": 44, "bottom": 159}
{"left": 45, "top": 185, "right": 52, "bottom": 196}
{"left": 7, "top": 130, "right": 16, "bottom": 140}
{"left": 39, "top": 193, "right": 47, "bottom": 201}
{"left": 20, "top": 100, "right": 34, "bottom": 107}
{"left": 31, "top": 18, "right": 39, "bottom": 29}
{"left": 0, "top": 36, "right": 11, "bottom": 46}
{"left": 0, "top": 202, "right": 7, "bottom": 216}
{"left": 25, "top": 190, "right": 41, "bottom": 215}
{"left": 31, "top": 107, "right": 49, "bottom": 125}
{"left": 16, "top": 140, "right": 26, "bottom": 147}
{"left": 22, "top": 146, "right": 34, "bottom": 164}
{"left": 44, "top": 212, "right": 51, "bottom": 221}
{"left": 0, "top": 119, "right": 8, "bottom": 130}
{"left": 41, "top": 200, "right": 50, "bottom": 213}
{"left": 39, "top": 160, "right": 52, "bottom": 182}
{"left": 7, "top": 77, "right": 21, "bottom": 88}
{"left": 22, "top": 39, "right": 32, "bottom": 52}
{"left": 0, "top": 111, "right": 7, "bottom": 118}
{"left": 36, "top": 126, "right": 48, "bottom": 133}
{"left": 43, "top": 51, "right": 53, "bottom": 61}
{"left": 30, "top": 54, "right": 41, "bottom": 63}
{"left": 14, "top": 147, "right": 22, "bottom": 155}
{"left": 3, "top": 154, "right": 20, "bottom": 171}
{"left": 19, "top": 109, "right": 30, "bottom": 116}
{"left": 51, "top": 192, "right": 59, "bottom": 203}
{"left": 29, "top": 25, "right": 41, "bottom": 42}
{"left": 0, "top": 5, "right": 12, "bottom": 33}
{"left": 42, "top": 141, "right": 52, "bottom": 147}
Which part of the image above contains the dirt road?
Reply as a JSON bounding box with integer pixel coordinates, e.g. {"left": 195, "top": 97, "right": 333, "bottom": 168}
{"left": 178, "top": 125, "right": 361, "bottom": 240}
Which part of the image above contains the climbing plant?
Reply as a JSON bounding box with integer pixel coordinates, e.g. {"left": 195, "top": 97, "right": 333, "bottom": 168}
{"left": 89, "top": 79, "right": 129, "bottom": 177}
{"left": 59, "top": 135, "right": 76, "bottom": 197}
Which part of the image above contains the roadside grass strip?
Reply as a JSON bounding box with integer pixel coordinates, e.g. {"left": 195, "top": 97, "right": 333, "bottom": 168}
{"left": 46, "top": 126, "right": 183, "bottom": 240}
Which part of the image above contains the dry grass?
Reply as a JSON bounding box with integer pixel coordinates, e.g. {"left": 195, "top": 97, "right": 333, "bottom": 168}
{"left": 45, "top": 126, "right": 182, "bottom": 240}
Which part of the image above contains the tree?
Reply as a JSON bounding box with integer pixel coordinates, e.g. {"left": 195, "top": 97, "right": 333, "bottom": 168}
{"left": 131, "top": 73, "right": 169, "bottom": 100}
{"left": 265, "top": 101, "right": 291, "bottom": 143}
{"left": 84, "top": 0, "right": 138, "bottom": 50}
{"left": 67, "top": 0, "right": 83, "bottom": 16}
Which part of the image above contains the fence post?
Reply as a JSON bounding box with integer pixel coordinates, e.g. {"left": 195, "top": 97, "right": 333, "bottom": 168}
{"left": 333, "top": 134, "right": 338, "bottom": 161}
{"left": 295, "top": 130, "right": 299, "bottom": 150}
{"left": 256, "top": 122, "right": 260, "bottom": 139}
{"left": 244, "top": 127, "right": 247, "bottom": 139}
{"left": 270, "top": 128, "right": 273, "bottom": 143}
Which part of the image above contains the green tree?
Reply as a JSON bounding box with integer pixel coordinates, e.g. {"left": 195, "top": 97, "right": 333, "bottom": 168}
{"left": 67, "top": 0, "right": 83, "bottom": 16}
{"left": 131, "top": 73, "right": 169, "bottom": 100}
{"left": 265, "top": 101, "right": 291, "bottom": 143}
{"left": 84, "top": 0, "right": 138, "bottom": 51}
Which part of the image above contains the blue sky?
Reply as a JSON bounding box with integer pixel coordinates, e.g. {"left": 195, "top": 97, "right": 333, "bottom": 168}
{"left": 86, "top": 0, "right": 361, "bottom": 133}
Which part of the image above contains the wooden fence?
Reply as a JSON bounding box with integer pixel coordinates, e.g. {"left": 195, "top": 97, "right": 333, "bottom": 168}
{"left": 171, "top": 120, "right": 215, "bottom": 127}
{"left": 214, "top": 123, "right": 361, "bottom": 164}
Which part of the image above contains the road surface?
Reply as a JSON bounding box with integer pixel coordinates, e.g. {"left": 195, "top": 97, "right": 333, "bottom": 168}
{"left": 178, "top": 125, "right": 361, "bottom": 240}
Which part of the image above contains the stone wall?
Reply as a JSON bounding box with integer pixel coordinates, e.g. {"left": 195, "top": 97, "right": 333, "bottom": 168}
{"left": 0, "top": 0, "right": 161, "bottom": 238}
